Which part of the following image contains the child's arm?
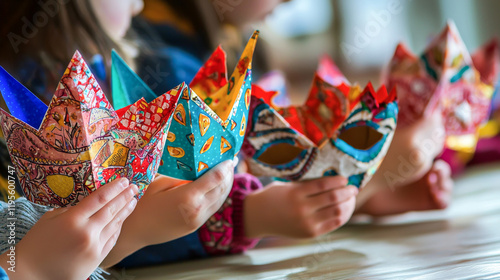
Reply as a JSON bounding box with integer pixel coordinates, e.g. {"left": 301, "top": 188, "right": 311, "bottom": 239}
{"left": 0, "top": 178, "right": 138, "bottom": 280}
{"left": 101, "top": 159, "right": 237, "bottom": 268}
{"left": 244, "top": 176, "right": 358, "bottom": 239}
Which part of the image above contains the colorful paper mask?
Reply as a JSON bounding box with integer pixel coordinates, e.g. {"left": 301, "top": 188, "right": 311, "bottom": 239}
{"left": 385, "top": 21, "right": 499, "bottom": 151}
{"left": 111, "top": 31, "right": 259, "bottom": 180}
{"left": 0, "top": 51, "right": 179, "bottom": 207}
{"left": 242, "top": 56, "right": 398, "bottom": 188}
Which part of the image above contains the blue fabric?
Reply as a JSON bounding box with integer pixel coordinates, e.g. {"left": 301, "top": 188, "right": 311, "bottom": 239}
{"left": 15, "top": 58, "right": 51, "bottom": 103}
{"left": 0, "top": 266, "right": 8, "bottom": 280}
{"left": 117, "top": 231, "right": 208, "bottom": 268}
{"left": 135, "top": 46, "right": 202, "bottom": 97}
{"left": 150, "top": 23, "right": 208, "bottom": 61}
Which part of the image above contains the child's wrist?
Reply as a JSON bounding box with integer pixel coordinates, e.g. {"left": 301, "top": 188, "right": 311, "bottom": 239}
{"left": 0, "top": 247, "right": 38, "bottom": 280}
{"left": 244, "top": 191, "right": 273, "bottom": 238}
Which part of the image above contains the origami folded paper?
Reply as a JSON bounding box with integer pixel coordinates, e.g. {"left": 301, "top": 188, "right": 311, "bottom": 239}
{"left": 385, "top": 21, "right": 499, "bottom": 151}
{"left": 255, "top": 71, "right": 291, "bottom": 108}
{"left": 0, "top": 51, "right": 179, "bottom": 207}
{"left": 111, "top": 31, "right": 259, "bottom": 180}
{"left": 242, "top": 56, "right": 398, "bottom": 188}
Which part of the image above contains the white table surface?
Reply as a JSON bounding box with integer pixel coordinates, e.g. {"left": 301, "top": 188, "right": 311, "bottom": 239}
{"left": 110, "top": 163, "right": 500, "bottom": 280}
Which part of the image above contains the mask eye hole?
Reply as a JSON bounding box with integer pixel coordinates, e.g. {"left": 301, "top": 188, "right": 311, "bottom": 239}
{"left": 257, "top": 143, "right": 305, "bottom": 165}
{"left": 337, "top": 126, "right": 383, "bottom": 150}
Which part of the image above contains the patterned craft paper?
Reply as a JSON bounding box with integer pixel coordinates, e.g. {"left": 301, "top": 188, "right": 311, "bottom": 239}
{"left": 0, "top": 51, "right": 179, "bottom": 207}
{"left": 385, "top": 21, "right": 499, "bottom": 151}
{"left": 242, "top": 55, "right": 398, "bottom": 188}
{"left": 255, "top": 71, "right": 291, "bottom": 108}
{"left": 112, "top": 31, "right": 259, "bottom": 180}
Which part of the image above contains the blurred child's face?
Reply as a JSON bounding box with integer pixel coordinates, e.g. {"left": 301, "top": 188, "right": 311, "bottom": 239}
{"left": 222, "top": 0, "right": 288, "bottom": 27}
{"left": 90, "top": 0, "right": 144, "bottom": 40}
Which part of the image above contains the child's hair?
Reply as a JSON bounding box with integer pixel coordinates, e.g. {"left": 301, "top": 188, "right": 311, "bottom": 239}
{"left": 0, "top": 0, "right": 124, "bottom": 89}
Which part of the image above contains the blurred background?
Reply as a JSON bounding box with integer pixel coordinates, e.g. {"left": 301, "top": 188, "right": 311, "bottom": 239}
{"left": 251, "top": 0, "right": 500, "bottom": 103}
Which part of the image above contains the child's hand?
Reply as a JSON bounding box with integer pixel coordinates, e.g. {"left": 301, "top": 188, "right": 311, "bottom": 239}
{"left": 101, "top": 159, "right": 236, "bottom": 267}
{"left": 355, "top": 111, "right": 452, "bottom": 216}
{"left": 0, "top": 178, "right": 138, "bottom": 280}
{"left": 373, "top": 111, "right": 445, "bottom": 189}
{"left": 244, "top": 176, "right": 358, "bottom": 239}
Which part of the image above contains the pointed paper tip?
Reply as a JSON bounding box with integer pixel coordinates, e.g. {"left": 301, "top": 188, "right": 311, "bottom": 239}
{"left": 442, "top": 20, "right": 467, "bottom": 49}
{"left": 243, "top": 30, "right": 259, "bottom": 56}
{"left": 111, "top": 48, "right": 157, "bottom": 107}
{"left": 111, "top": 49, "right": 120, "bottom": 61}
{"left": 251, "top": 84, "right": 265, "bottom": 98}
{"left": 70, "top": 50, "right": 84, "bottom": 63}
{"left": 445, "top": 19, "right": 459, "bottom": 34}
{"left": 318, "top": 54, "right": 339, "bottom": 72}
{"left": 428, "top": 20, "right": 462, "bottom": 49}
{"left": 0, "top": 66, "right": 48, "bottom": 129}
{"left": 365, "top": 82, "right": 376, "bottom": 94}
{"left": 252, "top": 84, "right": 271, "bottom": 100}
{"left": 316, "top": 55, "right": 349, "bottom": 86}
{"left": 421, "top": 21, "right": 472, "bottom": 73}
{"left": 65, "top": 50, "right": 87, "bottom": 74}
{"left": 111, "top": 49, "right": 128, "bottom": 66}
{"left": 190, "top": 44, "right": 228, "bottom": 89}
{"left": 375, "top": 85, "right": 389, "bottom": 103}
{"left": 0, "top": 66, "right": 13, "bottom": 85}
{"left": 169, "top": 82, "right": 187, "bottom": 97}
{"left": 251, "top": 84, "right": 278, "bottom": 107}
{"left": 388, "top": 86, "right": 398, "bottom": 103}
{"left": 393, "top": 42, "right": 415, "bottom": 60}
{"left": 215, "top": 45, "right": 225, "bottom": 52}
{"left": 319, "top": 53, "right": 335, "bottom": 67}
{"left": 73, "top": 50, "right": 82, "bottom": 57}
{"left": 360, "top": 82, "right": 378, "bottom": 105}
{"left": 482, "top": 38, "right": 500, "bottom": 54}
{"left": 472, "top": 38, "right": 500, "bottom": 85}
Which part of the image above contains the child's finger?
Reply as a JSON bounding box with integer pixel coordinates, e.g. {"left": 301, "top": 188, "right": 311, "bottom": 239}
{"left": 89, "top": 184, "right": 138, "bottom": 224}
{"left": 72, "top": 178, "right": 130, "bottom": 218}
{"left": 101, "top": 231, "right": 121, "bottom": 257}
{"left": 313, "top": 196, "right": 356, "bottom": 226}
{"left": 307, "top": 186, "right": 358, "bottom": 212}
{"left": 194, "top": 160, "right": 236, "bottom": 195}
{"left": 434, "top": 160, "right": 451, "bottom": 179}
{"left": 203, "top": 169, "right": 233, "bottom": 204}
{"left": 100, "top": 194, "right": 137, "bottom": 244}
{"left": 430, "top": 160, "right": 453, "bottom": 208}
{"left": 205, "top": 177, "right": 233, "bottom": 216}
{"left": 294, "top": 176, "right": 348, "bottom": 197}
